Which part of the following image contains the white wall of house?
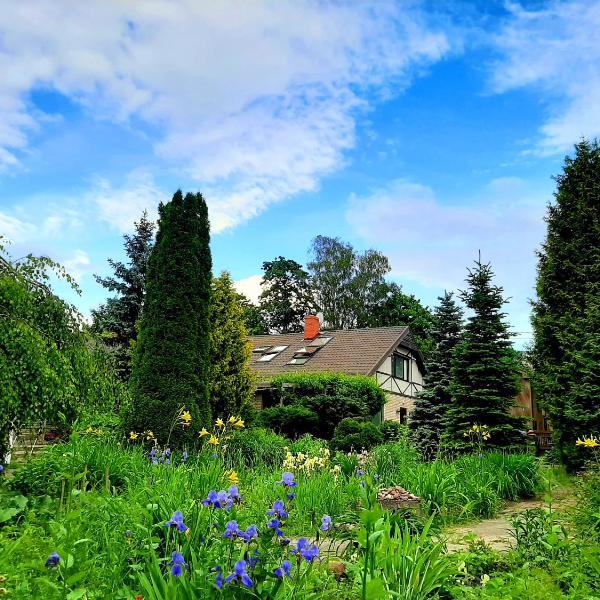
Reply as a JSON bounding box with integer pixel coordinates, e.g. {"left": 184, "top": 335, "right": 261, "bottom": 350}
{"left": 374, "top": 345, "right": 424, "bottom": 422}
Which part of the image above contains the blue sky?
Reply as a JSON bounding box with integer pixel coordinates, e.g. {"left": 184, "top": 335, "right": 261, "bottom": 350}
{"left": 1, "top": 0, "right": 599, "bottom": 347}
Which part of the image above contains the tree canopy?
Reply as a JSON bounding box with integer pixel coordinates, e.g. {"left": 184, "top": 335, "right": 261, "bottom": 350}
{"left": 443, "top": 259, "right": 525, "bottom": 452}
{"left": 92, "top": 211, "right": 155, "bottom": 378}
{"left": 531, "top": 139, "right": 600, "bottom": 468}
{"left": 128, "top": 191, "right": 212, "bottom": 446}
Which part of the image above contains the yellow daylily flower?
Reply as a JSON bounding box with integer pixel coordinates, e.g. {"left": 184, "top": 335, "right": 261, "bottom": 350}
{"left": 233, "top": 419, "right": 245, "bottom": 429}
{"left": 584, "top": 437, "right": 599, "bottom": 448}
{"left": 209, "top": 435, "right": 220, "bottom": 446}
{"left": 229, "top": 416, "right": 238, "bottom": 424}
{"left": 180, "top": 410, "right": 192, "bottom": 424}
{"left": 216, "top": 418, "right": 225, "bottom": 428}
{"left": 576, "top": 437, "right": 585, "bottom": 446}
{"left": 129, "top": 431, "right": 138, "bottom": 440}
{"left": 199, "top": 428, "right": 210, "bottom": 437}
{"left": 225, "top": 470, "right": 240, "bottom": 485}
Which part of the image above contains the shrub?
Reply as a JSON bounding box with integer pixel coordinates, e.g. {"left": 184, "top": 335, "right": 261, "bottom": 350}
{"left": 259, "top": 405, "right": 320, "bottom": 438}
{"left": 268, "top": 372, "right": 386, "bottom": 438}
{"left": 330, "top": 418, "right": 384, "bottom": 453}
{"left": 380, "top": 419, "right": 406, "bottom": 442}
{"left": 573, "top": 462, "right": 600, "bottom": 542}
{"left": 222, "top": 427, "right": 287, "bottom": 469}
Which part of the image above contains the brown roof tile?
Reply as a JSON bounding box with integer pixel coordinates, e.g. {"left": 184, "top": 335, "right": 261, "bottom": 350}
{"left": 248, "top": 326, "right": 415, "bottom": 379}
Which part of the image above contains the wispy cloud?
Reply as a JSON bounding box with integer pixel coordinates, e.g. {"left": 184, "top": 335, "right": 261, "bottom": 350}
{"left": 0, "top": 1, "right": 450, "bottom": 230}
{"left": 346, "top": 177, "right": 550, "bottom": 333}
{"left": 491, "top": 0, "right": 600, "bottom": 154}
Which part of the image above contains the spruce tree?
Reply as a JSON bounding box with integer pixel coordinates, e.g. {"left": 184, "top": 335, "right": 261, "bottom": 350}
{"left": 409, "top": 291, "right": 463, "bottom": 460}
{"left": 443, "top": 259, "right": 525, "bottom": 452}
{"left": 127, "top": 191, "right": 212, "bottom": 446}
{"left": 532, "top": 140, "right": 600, "bottom": 468}
{"left": 92, "top": 211, "right": 155, "bottom": 378}
{"left": 210, "top": 272, "right": 254, "bottom": 417}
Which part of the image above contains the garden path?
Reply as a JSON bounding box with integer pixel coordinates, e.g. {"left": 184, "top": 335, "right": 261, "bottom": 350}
{"left": 444, "top": 487, "right": 575, "bottom": 553}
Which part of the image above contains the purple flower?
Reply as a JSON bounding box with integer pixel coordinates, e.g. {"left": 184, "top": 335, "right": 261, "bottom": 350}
{"left": 228, "top": 485, "right": 242, "bottom": 503}
{"left": 247, "top": 550, "right": 260, "bottom": 568}
{"left": 202, "top": 490, "right": 233, "bottom": 510}
{"left": 213, "top": 565, "right": 224, "bottom": 589}
{"left": 45, "top": 552, "right": 61, "bottom": 568}
{"left": 267, "top": 518, "right": 284, "bottom": 537}
{"left": 287, "top": 492, "right": 295, "bottom": 501}
{"left": 274, "top": 560, "right": 293, "bottom": 579}
{"left": 267, "top": 499, "right": 288, "bottom": 519}
{"left": 149, "top": 448, "right": 157, "bottom": 458}
{"left": 356, "top": 469, "right": 364, "bottom": 477}
{"left": 321, "top": 515, "right": 332, "bottom": 531}
{"left": 276, "top": 472, "right": 298, "bottom": 488}
{"left": 373, "top": 474, "right": 380, "bottom": 482}
{"left": 170, "top": 551, "right": 188, "bottom": 576}
{"left": 165, "top": 511, "right": 189, "bottom": 532}
{"left": 181, "top": 451, "right": 189, "bottom": 463}
{"left": 223, "top": 520, "right": 240, "bottom": 539}
{"left": 290, "top": 538, "right": 319, "bottom": 562}
{"left": 240, "top": 524, "right": 258, "bottom": 543}
{"left": 225, "top": 560, "right": 253, "bottom": 588}
{"left": 0, "top": 464, "right": 4, "bottom": 474}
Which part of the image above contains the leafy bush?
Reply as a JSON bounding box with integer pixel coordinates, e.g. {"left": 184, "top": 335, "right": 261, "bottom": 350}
{"left": 268, "top": 372, "right": 386, "bottom": 438}
{"left": 380, "top": 419, "right": 406, "bottom": 442}
{"left": 573, "top": 462, "right": 600, "bottom": 542}
{"left": 259, "top": 406, "right": 320, "bottom": 438}
{"left": 330, "top": 418, "right": 384, "bottom": 453}
{"left": 222, "top": 427, "right": 287, "bottom": 469}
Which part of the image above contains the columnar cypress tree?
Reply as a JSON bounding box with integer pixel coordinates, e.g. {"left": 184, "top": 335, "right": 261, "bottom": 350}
{"left": 443, "top": 259, "right": 525, "bottom": 452}
{"left": 409, "top": 291, "right": 463, "bottom": 460}
{"left": 209, "top": 272, "right": 254, "bottom": 417}
{"left": 127, "top": 191, "right": 212, "bottom": 446}
{"left": 532, "top": 140, "right": 600, "bottom": 468}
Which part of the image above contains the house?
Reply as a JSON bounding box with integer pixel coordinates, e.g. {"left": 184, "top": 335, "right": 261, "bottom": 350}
{"left": 511, "top": 375, "right": 553, "bottom": 450}
{"left": 248, "top": 315, "right": 425, "bottom": 424}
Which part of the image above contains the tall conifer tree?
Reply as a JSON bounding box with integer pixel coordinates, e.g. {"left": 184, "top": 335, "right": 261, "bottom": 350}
{"left": 443, "top": 259, "right": 525, "bottom": 451}
{"left": 210, "top": 272, "right": 254, "bottom": 417}
{"left": 409, "top": 291, "right": 463, "bottom": 460}
{"left": 128, "top": 191, "right": 212, "bottom": 445}
{"left": 532, "top": 140, "right": 600, "bottom": 468}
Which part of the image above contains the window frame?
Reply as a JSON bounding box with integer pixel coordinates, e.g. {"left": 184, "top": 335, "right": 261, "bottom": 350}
{"left": 391, "top": 354, "right": 410, "bottom": 381}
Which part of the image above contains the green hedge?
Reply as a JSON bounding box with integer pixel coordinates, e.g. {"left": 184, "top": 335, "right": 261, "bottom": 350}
{"left": 267, "top": 372, "right": 386, "bottom": 439}
{"left": 330, "top": 417, "right": 384, "bottom": 452}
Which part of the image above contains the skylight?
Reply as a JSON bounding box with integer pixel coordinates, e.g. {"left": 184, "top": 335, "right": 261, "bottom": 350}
{"left": 255, "top": 344, "right": 288, "bottom": 362}
{"left": 307, "top": 336, "right": 332, "bottom": 347}
{"left": 287, "top": 336, "right": 332, "bottom": 365}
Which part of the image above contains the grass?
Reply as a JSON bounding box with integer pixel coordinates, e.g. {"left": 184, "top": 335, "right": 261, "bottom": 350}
{"left": 0, "top": 433, "right": 568, "bottom": 599}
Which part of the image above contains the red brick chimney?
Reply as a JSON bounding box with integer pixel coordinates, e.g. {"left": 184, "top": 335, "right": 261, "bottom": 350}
{"left": 304, "top": 314, "right": 320, "bottom": 340}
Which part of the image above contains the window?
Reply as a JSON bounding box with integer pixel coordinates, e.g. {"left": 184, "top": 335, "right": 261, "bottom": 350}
{"left": 256, "top": 345, "right": 287, "bottom": 362}
{"left": 253, "top": 345, "right": 272, "bottom": 353}
{"left": 398, "top": 407, "right": 408, "bottom": 425}
{"left": 287, "top": 337, "right": 332, "bottom": 365}
{"left": 307, "top": 336, "right": 332, "bottom": 347}
{"left": 288, "top": 357, "right": 309, "bottom": 365}
{"left": 392, "top": 354, "right": 409, "bottom": 380}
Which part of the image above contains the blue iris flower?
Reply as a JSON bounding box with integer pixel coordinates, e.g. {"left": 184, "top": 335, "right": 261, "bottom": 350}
{"left": 267, "top": 518, "right": 284, "bottom": 536}
{"left": 202, "top": 490, "right": 233, "bottom": 510}
{"left": 223, "top": 520, "right": 240, "bottom": 539}
{"left": 276, "top": 472, "right": 298, "bottom": 488}
{"left": 170, "top": 551, "right": 188, "bottom": 576}
{"left": 165, "top": 511, "right": 189, "bottom": 532}
{"left": 45, "top": 552, "right": 61, "bottom": 568}
{"left": 290, "top": 538, "right": 320, "bottom": 562}
{"left": 247, "top": 550, "right": 260, "bottom": 568}
{"left": 287, "top": 492, "right": 295, "bottom": 501}
{"left": 228, "top": 485, "right": 242, "bottom": 502}
{"left": 273, "top": 560, "right": 293, "bottom": 579}
{"left": 267, "top": 499, "right": 288, "bottom": 519}
{"left": 321, "top": 515, "right": 332, "bottom": 531}
{"left": 0, "top": 464, "right": 4, "bottom": 474}
{"left": 213, "top": 565, "right": 224, "bottom": 589}
{"left": 240, "top": 524, "right": 258, "bottom": 543}
{"left": 225, "top": 560, "right": 253, "bottom": 588}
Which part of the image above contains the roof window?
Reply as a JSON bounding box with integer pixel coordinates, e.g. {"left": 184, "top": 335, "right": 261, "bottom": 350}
{"left": 255, "top": 345, "right": 288, "bottom": 362}
{"left": 287, "top": 336, "right": 332, "bottom": 365}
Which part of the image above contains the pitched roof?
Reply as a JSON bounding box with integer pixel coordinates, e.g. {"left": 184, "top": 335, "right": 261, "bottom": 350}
{"left": 248, "top": 326, "right": 418, "bottom": 379}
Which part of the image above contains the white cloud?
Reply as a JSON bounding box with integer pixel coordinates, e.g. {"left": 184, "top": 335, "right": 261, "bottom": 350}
{"left": 87, "top": 170, "right": 163, "bottom": 233}
{"left": 346, "top": 177, "right": 549, "bottom": 334}
{"left": 491, "top": 1, "right": 600, "bottom": 154}
{"left": 0, "top": 212, "right": 37, "bottom": 243}
{"left": 0, "top": 1, "right": 450, "bottom": 229}
{"left": 62, "top": 249, "right": 91, "bottom": 282}
{"left": 234, "top": 274, "right": 264, "bottom": 305}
